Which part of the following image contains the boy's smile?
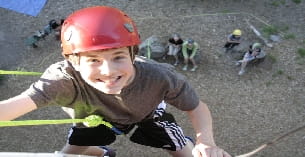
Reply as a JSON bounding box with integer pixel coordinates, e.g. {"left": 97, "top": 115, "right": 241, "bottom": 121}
{"left": 77, "top": 47, "right": 135, "bottom": 94}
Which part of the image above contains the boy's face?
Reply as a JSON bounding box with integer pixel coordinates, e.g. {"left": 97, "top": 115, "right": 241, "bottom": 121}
{"left": 77, "top": 47, "right": 135, "bottom": 94}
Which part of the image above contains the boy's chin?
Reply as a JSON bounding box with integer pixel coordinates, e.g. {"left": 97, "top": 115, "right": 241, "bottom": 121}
{"left": 104, "top": 90, "right": 121, "bottom": 95}
{"left": 87, "top": 81, "right": 123, "bottom": 94}
{"left": 98, "top": 87, "right": 122, "bottom": 95}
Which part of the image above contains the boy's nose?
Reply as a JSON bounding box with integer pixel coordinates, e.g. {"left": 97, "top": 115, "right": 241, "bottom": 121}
{"left": 98, "top": 61, "right": 115, "bottom": 75}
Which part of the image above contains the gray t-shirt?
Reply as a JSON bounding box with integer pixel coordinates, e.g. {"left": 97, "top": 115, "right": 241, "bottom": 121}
{"left": 23, "top": 56, "right": 199, "bottom": 125}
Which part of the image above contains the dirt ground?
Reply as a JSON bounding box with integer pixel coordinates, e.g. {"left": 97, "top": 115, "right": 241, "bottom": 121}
{"left": 0, "top": 0, "right": 304, "bottom": 156}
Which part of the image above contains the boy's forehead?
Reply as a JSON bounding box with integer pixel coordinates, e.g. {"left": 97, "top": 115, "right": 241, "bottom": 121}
{"left": 80, "top": 47, "right": 129, "bottom": 56}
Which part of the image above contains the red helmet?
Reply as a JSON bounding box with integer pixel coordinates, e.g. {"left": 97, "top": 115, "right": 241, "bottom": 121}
{"left": 61, "top": 6, "right": 141, "bottom": 55}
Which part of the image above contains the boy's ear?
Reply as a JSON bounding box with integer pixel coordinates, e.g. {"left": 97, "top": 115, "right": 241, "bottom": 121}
{"left": 72, "top": 62, "right": 80, "bottom": 71}
{"left": 65, "top": 54, "right": 80, "bottom": 71}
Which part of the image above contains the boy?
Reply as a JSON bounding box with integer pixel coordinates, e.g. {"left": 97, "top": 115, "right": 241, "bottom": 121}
{"left": 0, "top": 6, "right": 230, "bottom": 157}
{"left": 182, "top": 39, "right": 199, "bottom": 71}
{"left": 236, "top": 42, "right": 266, "bottom": 75}
{"left": 25, "top": 19, "right": 64, "bottom": 48}
{"left": 164, "top": 33, "right": 184, "bottom": 66}
{"left": 224, "top": 29, "right": 242, "bottom": 52}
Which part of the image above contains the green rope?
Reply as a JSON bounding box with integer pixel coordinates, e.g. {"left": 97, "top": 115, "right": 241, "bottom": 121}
{"left": 0, "top": 115, "right": 124, "bottom": 134}
{"left": 0, "top": 115, "right": 123, "bottom": 134}
{"left": 0, "top": 115, "right": 111, "bottom": 128}
{"left": 0, "top": 70, "right": 42, "bottom": 76}
{"left": 0, "top": 115, "right": 123, "bottom": 135}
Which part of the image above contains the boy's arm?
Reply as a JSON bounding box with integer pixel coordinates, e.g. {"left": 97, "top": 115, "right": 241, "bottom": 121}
{"left": 226, "top": 34, "right": 232, "bottom": 42}
{"left": 186, "top": 101, "right": 231, "bottom": 157}
{"left": 231, "top": 40, "right": 241, "bottom": 44}
{"left": 190, "top": 43, "right": 199, "bottom": 58}
{"left": 0, "top": 94, "right": 37, "bottom": 120}
{"left": 226, "top": 34, "right": 240, "bottom": 44}
{"left": 182, "top": 43, "right": 188, "bottom": 58}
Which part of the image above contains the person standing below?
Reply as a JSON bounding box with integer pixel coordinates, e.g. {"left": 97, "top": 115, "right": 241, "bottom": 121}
{"left": 236, "top": 42, "right": 266, "bottom": 75}
{"left": 25, "top": 19, "right": 64, "bottom": 48}
{"left": 182, "top": 39, "right": 199, "bottom": 71}
{"left": 53, "top": 19, "right": 65, "bottom": 40}
{"left": 224, "top": 29, "right": 242, "bottom": 52}
{"left": 164, "top": 33, "right": 184, "bottom": 66}
{"left": 0, "top": 6, "right": 231, "bottom": 157}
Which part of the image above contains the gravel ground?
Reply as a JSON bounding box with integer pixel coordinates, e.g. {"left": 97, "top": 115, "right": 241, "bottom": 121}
{"left": 0, "top": 0, "right": 304, "bottom": 156}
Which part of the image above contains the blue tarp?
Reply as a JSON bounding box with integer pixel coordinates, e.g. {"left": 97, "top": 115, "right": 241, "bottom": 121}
{"left": 0, "top": 0, "right": 48, "bottom": 16}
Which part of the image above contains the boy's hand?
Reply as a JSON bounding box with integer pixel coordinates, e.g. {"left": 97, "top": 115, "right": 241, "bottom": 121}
{"left": 192, "top": 143, "right": 231, "bottom": 157}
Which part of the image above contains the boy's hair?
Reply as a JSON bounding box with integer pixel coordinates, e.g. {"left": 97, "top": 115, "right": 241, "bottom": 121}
{"left": 65, "top": 53, "right": 80, "bottom": 65}
{"left": 49, "top": 19, "right": 60, "bottom": 29}
{"left": 187, "top": 39, "right": 194, "bottom": 44}
{"left": 60, "top": 6, "right": 140, "bottom": 61}
{"left": 172, "top": 33, "right": 180, "bottom": 39}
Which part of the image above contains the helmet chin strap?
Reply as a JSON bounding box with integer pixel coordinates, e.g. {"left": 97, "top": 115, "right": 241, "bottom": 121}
{"left": 129, "top": 46, "right": 135, "bottom": 63}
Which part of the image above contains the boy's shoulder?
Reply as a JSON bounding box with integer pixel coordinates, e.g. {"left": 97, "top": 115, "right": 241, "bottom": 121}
{"left": 134, "top": 56, "right": 186, "bottom": 81}
{"left": 134, "top": 56, "right": 174, "bottom": 71}
{"left": 43, "top": 60, "right": 76, "bottom": 80}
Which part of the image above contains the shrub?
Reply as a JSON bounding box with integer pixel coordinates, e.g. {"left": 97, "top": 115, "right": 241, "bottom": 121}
{"left": 271, "top": 1, "right": 280, "bottom": 6}
{"left": 284, "top": 33, "right": 296, "bottom": 39}
{"left": 267, "top": 54, "right": 277, "bottom": 63}
{"left": 272, "top": 70, "right": 284, "bottom": 77}
{"left": 263, "top": 26, "right": 279, "bottom": 37}
{"left": 292, "top": 0, "right": 302, "bottom": 4}
{"left": 297, "top": 48, "right": 305, "bottom": 57}
{"left": 279, "top": 25, "right": 289, "bottom": 32}
{"left": 277, "top": 70, "right": 284, "bottom": 75}
{"left": 287, "top": 75, "right": 294, "bottom": 80}
{"left": 270, "top": 0, "right": 286, "bottom": 6}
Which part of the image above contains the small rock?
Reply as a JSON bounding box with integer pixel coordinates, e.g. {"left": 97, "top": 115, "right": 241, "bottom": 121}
{"left": 270, "top": 35, "right": 281, "bottom": 42}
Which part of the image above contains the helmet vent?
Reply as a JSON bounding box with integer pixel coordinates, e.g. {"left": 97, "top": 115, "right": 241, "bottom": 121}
{"left": 124, "top": 23, "right": 134, "bottom": 33}
{"left": 64, "top": 29, "right": 73, "bottom": 41}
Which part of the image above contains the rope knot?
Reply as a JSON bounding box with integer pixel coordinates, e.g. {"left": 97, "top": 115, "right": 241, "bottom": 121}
{"left": 84, "top": 115, "right": 103, "bottom": 127}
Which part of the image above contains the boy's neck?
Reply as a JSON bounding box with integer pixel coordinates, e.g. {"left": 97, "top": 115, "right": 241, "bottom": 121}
{"left": 125, "top": 65, "right": 136, "bottom": 87}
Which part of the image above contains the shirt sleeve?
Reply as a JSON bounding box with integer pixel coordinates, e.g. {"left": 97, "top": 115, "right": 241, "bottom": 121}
{"left": 164, "top": 69, "right": 199, "bottom": 111}
{"left": 190, "top": 43, "right": 199, "bottom": 58}
{"left": 178, "top": 39, "right": 184, "bottom": 45}
{"left": 227, "top": 34, "right": 233, "bottom": 41}
{"left": 22, "top": 63, "right": 77, "bottom": 108}
{"left": 182, "top": 42, "right": 188, "bottom": 57}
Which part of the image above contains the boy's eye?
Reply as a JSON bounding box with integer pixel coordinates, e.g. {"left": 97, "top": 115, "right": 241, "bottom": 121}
{"left": 89, "top": 59, "right": 100, "bottom": 62}
{"left": 114, "top": 56, "right": 126, "bottom": 60}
